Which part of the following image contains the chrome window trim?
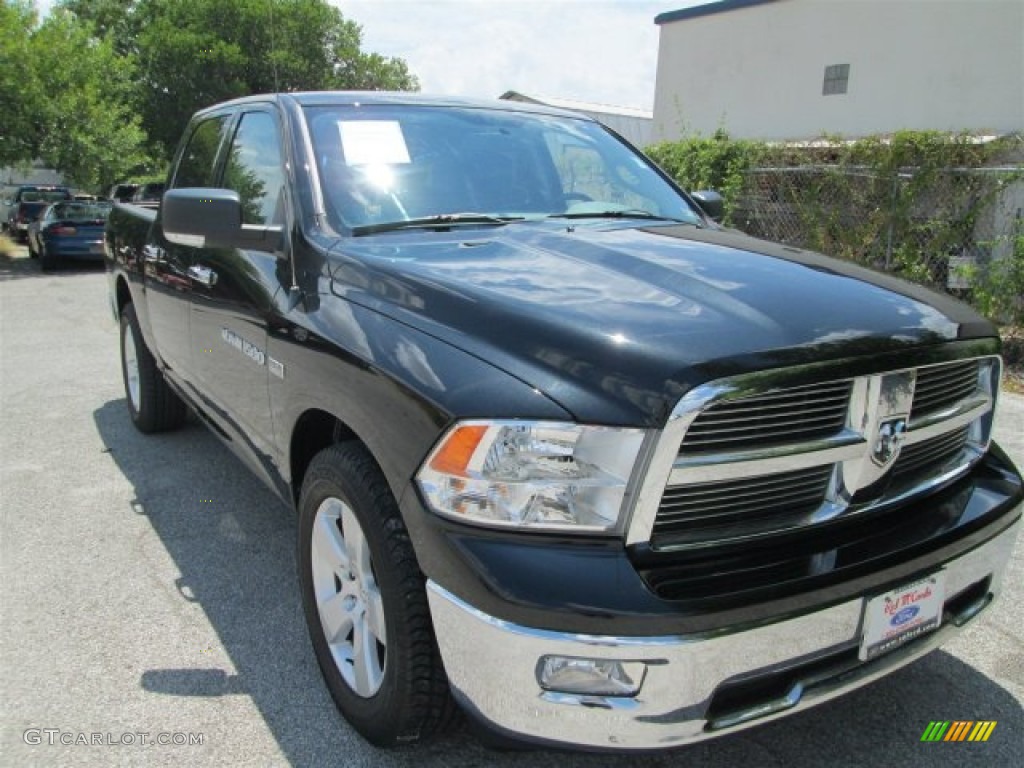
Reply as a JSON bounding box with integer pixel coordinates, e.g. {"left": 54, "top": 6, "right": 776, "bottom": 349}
{"left": 625, "top": 355, "right": 1002, "bottom": 549}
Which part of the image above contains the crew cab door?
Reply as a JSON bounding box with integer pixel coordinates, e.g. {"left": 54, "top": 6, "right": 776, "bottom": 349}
{"left": 188, "top": 108, "right": 286, "bottom": 465}
{"left": 147, "top": 114, "right": 231, "bottom": 381}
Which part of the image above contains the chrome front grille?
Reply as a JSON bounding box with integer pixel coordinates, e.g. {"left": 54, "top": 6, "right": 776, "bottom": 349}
{"left": 627, "top": 354, "right": 1002, "bottom": 552}
{"left": 653, "top": 466, "right": 833, "bottom": 542}
{"left": 681, "top": 381, "right": 851, "bottom": 454}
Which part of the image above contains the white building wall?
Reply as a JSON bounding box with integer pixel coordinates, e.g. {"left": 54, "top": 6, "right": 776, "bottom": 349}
{"left": 653, "top": 0, "right": 1024, "bottom": 141}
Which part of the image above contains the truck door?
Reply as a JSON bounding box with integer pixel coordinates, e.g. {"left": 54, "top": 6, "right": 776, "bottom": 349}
{"left": 147, "top": 114, "right": 231, "bottom": 382}
{"left": 188, "top": 109, "right": 285, "bottom": 467}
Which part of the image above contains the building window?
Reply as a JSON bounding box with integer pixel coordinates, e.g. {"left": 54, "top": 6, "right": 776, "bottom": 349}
{"left": 823, "top": 64, "right": 850, "bottom": 95}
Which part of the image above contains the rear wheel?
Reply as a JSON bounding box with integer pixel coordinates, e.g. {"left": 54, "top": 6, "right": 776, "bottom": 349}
{"left": 298, "top": 443, "right": 456, "bottom": 746}
{"left": 39, "top": 244, "right": 56, "bottom": 272}
{"left": 119, "top": 303, "right": 187, "bottom": 433}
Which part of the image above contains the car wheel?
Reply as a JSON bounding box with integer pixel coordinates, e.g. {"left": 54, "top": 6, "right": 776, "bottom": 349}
{"left": 119, "top": 303, "right": 187, "bottom": 433}
{"left": 39, "top": 245, "right": 56, "bottom": 272}
{"left": 298, "top": 443, "right": 456, "bottom": 746}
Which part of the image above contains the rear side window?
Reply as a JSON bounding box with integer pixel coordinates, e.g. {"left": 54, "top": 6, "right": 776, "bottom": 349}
{"left": 222, "top": 111, "right": 286, "bottom": 225}
{"left": 173, "top": 116, "right": 230, "bottom": 188}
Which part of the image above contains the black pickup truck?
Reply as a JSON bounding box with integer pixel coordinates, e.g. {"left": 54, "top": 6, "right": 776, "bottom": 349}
{"left": 105, "top": 92, "right": 1022, "bottom": 751}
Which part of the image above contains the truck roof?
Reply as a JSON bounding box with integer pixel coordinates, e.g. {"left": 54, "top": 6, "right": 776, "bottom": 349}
{"left": 194, "top": 91, "right": 595, "bottom": 122}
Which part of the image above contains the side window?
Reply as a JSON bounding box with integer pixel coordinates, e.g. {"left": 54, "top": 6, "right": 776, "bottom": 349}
{"left": 173, "top": 116, "right": 229, "bottom": 188}
{"left": 222, "top": 111, "right": 286, "bottom": 225}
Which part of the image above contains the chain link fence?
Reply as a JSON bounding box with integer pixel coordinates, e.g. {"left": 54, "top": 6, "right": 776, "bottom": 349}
{"left": 733, "top": 165, "right": 1023, "bottom": 305}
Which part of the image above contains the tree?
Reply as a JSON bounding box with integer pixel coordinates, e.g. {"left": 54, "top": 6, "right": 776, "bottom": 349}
{"left": 0, "top": 1, "right": 151, "bottom": 189}
{"left": 0, "top": 1, "right": 42, "bottom": 168}
{"left": 31, "top": 10, "right": 152, "bottom": 190}
{"left": 58, "top": 0, "right": 139, "bottom": 54}
{"left": 61, "top": 0, "right": 420, "bottom": 158}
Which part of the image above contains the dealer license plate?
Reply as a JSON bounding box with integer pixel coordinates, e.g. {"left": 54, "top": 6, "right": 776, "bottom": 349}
{"left": 90, "top": 243, "right": 104, "bottom": 255}
{"left": 859, "top": 572, "right": 945, "bottom": 661}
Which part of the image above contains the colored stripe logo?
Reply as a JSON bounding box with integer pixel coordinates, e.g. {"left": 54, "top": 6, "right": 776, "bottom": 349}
{"left": 920, "top": 721, "right": 997, "bottom": 742}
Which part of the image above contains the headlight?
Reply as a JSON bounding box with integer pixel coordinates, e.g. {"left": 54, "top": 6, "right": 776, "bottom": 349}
{"left": 416, "top": 421, "right": 647, "bottom": 532}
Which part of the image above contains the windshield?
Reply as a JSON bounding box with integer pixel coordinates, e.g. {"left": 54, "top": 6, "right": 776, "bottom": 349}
{"left": 304, "top": 104, "right": 701, "bottom": 233}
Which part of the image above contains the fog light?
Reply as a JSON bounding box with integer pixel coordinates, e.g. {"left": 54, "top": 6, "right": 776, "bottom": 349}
{"left": 537, "top": 656, "right": 645, "bottom": 696}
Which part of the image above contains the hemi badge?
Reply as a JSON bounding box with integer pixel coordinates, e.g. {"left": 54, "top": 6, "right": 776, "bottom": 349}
{"left": 269, "top": 357, "right": 285, "bottom": 379}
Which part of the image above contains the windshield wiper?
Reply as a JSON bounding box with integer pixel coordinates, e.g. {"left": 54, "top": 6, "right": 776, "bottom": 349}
{"left": 548, "top": 209, "right": 700, "bottom": 225}
{"left": 351, "top": 213, "right": 524, "bottom": 236}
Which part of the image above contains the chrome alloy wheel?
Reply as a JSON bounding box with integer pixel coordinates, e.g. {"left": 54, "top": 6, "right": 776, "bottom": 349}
{"left": 311, "top": 497, "right": 387, "bottom": 697}
{"left": 123, "top": 323, "right": 141, "bottom": 411}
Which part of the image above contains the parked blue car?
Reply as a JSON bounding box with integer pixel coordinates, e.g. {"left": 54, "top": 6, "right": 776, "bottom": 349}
{"left": 27, "top": 201, "right": 112, "bottom": 271}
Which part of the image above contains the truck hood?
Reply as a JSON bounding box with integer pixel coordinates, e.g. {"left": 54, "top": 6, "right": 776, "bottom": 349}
{"left": 328, "top": 222, "right": 995, "bottom": 426}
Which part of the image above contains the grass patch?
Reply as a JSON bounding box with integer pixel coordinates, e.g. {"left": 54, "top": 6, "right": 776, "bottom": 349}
{"left": 0, "top": 234, "right": 17, "bottom": 260}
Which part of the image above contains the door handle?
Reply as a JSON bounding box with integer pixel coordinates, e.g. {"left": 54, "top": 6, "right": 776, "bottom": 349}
{"left": 142, "top": 244, "right": 163, "bottom": 263}
{"left": 187, "top": 264, "right": 218, "bottom": 287}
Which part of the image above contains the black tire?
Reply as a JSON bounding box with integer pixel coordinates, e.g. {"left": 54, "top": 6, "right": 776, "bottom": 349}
{"left": 39, "top": 245, "right": 56, "bottom": 272}
{"left": 298, "top": 443, "right": 456, "bottom": 747}
{"left": 119, "top": 303, "right": 187, "bottom": 433}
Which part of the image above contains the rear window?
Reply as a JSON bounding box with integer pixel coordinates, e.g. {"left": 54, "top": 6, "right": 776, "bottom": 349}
{"left": 19, "top": 188, "right": 71, "bottom": 203}
{"left": 53, "top": 203, "right": 112, "bottom": 221}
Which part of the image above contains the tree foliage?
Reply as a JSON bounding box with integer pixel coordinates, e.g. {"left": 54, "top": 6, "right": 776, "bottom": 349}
{"left": 61, "top": 0, "right": 419, "bottom": 157}
{"left": 2, "top": 0, "right": 418, "bottom": 188}
{"left": 1, "top": 1, "right": 151, "bottom": 189}
{"left": 0, "top": 1, "right": 42, "bottom": 168}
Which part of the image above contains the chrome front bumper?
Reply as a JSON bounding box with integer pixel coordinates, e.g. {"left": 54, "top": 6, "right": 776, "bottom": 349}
{"left": 427, "top": 515, "right": 1020, "bottom": 751}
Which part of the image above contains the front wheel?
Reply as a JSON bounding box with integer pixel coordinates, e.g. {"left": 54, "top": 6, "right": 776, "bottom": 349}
{"left": 298, "top": 443, "right": 456, "bottom": 746}
{"left": 119, "top": 303, "right": 187, "bottom": 433}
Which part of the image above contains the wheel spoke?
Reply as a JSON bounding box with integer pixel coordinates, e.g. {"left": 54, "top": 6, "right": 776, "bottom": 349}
{"left": 351, "top": 612, "right": 383, "bottom": 697}
{"left": 313, "top": 505, "right": 349, "bottom": 575}
{"left": 341, "top": 507, "right": 372, "bottom": 584}
{"left": 123, "top": 326, "right": 140, "bottom": 409}
{"left": 364, "top": 587, "right": 387, "bottom": 645}
{"left": 319, "top": 591, "right": 354, "bottom": 646}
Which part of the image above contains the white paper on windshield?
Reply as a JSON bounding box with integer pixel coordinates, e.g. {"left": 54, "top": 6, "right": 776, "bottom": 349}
{"left": 338, "top": 121, "right": 411, "bottom": 166}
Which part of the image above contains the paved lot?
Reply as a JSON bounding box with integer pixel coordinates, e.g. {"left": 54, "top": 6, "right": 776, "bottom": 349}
{"left": 1, "top": 249, "right": 1021, "bottom": 767}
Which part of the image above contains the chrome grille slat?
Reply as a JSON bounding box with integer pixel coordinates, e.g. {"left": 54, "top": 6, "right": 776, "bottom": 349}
{"left": 892, "top": 427, "right": 969, "bottom": 479}
{"left": 690, "top": 393, "right": 853, "bottom": 414}
{"left": 685, "top": 414, "right": 848, "bottom": 440}
{"left": 911, "top": 361, "right": 980, "bottom": 419}
{"left": 686, "top": 404, "right": 849, "bottom": 427}
{"left": 653, "top": 466, "right": 832, "bottom": 536}
{"left": 660, "top": 472, "right": 826, "bottom": 503}
{"left": 658, "top": 490, "right": 828, "bottom": 524}
{"left": 681, "top": 381, "right": 852, "bottom": 453}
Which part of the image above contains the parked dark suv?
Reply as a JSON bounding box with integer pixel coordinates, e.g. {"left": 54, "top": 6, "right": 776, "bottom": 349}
{"left": 106, "top": 183, "right": 140, "bottom": 203}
